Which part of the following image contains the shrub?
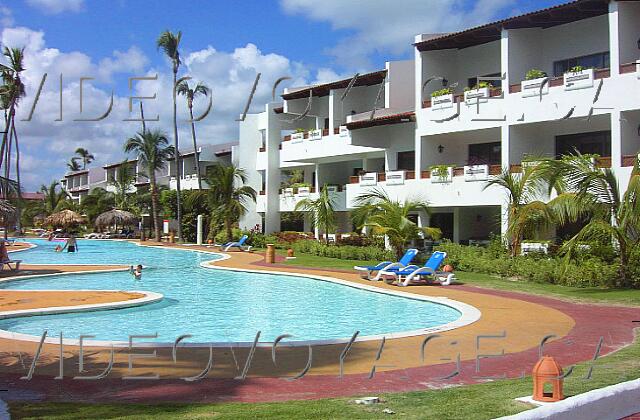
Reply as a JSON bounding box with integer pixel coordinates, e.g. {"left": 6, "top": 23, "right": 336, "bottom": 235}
{"left": 291, "top": 240, "right": 394, "bottom": 262}
{"left": 337, "top": 234, "right": 384, "bottom": 248}
{"left": 525, "top": 69, "right": 547, "bottom": 80}
{"left": 464, "top": 81, "right": 493, "bottom": 92}
{"left": 274, "top": 231, "right": 315, "bottom": 247}
{"left": 435, "top": 240, "right": 622, "bottom": 288}
{"left": 568, "top": 65, "right": 585, "bottom": 73}
{"left": 431, "top": 87, "right": 453, "bottom": 97}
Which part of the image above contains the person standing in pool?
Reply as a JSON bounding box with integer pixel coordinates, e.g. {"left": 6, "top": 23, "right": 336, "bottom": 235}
{"left": 61, "top": 235, "right": 78, "bottom": 253}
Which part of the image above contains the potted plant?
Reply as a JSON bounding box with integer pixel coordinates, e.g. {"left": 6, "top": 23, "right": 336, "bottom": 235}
{"left": 291, "top": 128, "right": 305, "bottom": 142}
{"left": 464, "top": 81, "right": 492, "bottom": 104}
{"left": 521, "top": 69, "right": 548, "bottom": 97}
{"left": 564, "top": 65, "right": 594, "bottom": 90}
{"left": 429, "top": 164, "right": 453, "bottom": 183}
{"left": 430, "top": 87, "right": 454, "bottom": 109}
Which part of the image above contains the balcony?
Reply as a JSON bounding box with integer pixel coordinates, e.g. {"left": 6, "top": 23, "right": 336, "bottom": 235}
{"left": 282, "top": 127, "right": 342, "bottom": 143}
{"left": 169, "top": 175, "right": 207, "bottom": 191}
{"left": 508, "top": 67, "right": 610, "bottom": 94}
{"left": 279, "top": 186, "right": 347, "bottom": 212}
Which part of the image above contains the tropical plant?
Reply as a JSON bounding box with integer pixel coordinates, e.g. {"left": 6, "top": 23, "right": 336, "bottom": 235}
{"left": 294, "top": 185, "right": 336, "bottom": 242}
{"left": 185, "top": 163, "right": 256, "bottom": 242}
{"left": 124, "top": 129, "right": 175, "bottom": 242}
{"left": 67, "top": 158, "right": 81, "bottom": 171}
{"left": 177, "top": 80, "right": 210, "bottom": 190}
{"left": 157, "top": 29, "right": 184, "bottom": 241}
{"left": 351, "top": 188, "right": 441, "bottom": 258}
{"left": 483, "top": 165, "right": 552, "bottom": 256}
{"left": 569, "top": 65, "right": 585, "bottom": 73}
{"left": 74, "top": 147, "right": 94, "bottom": 169}
{"left": 0, "top": 46, "right": 26, "bottom": 232}
{"left": 542, "top": 153, "right": 640, "bottom": 287}
{"left": 431, "top": 87, "right": 453, "bottom": 97}
{"left": 108, "top": 162, "right": 136, "bottom": 210}
{"left": 525, "top": 69, "right": 547, "bottom": 80}
{"left": 80, "top": 187, "right": 115, "bottom": 223}
{"left": 39, "top": 181, "right": 70, "bottom": 215}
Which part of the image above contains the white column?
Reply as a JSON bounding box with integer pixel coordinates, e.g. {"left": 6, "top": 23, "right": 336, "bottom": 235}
{"left": 609, "top": 1, "right": 621, "bottom": 76}
{"left": 196, "top": 214, "right": 203, "bottom": 245}
{"left": 415, "top": 133, "right": 423, "bottom": 177}
{"left": 611, "top": 110, "right": 622, "bottom": 168}
{"left": 501, "top": 124, "right": 511, "bottom": 168}
{"left": 385, "top": 150, "right": 397, "bottom": 171}
{"left": 500, "top": 29, "right": 510, "bottom": 88}
{"left": 314, "top": 163, "right": 321, "bottom": 192}
{"left": 500, "top": 203, "right": 510, "bottom": 242}
{"left": 453, "top": 207, "right": 460, "bottom": 243}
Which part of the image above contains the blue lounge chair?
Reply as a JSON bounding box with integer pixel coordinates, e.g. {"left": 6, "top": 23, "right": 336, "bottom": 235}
{"left": 220, "top": 235, "right": 251, "bottom": 252}
{"left": 380, "top": 251, "right": 455, "bottom": 286}
{"left": 354, "top": 248, "right": 418, "bottom": 280}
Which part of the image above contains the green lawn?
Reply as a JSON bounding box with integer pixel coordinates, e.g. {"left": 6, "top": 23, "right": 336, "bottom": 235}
{"left": 9, "top": 334, "right": 640, "bottom": 419}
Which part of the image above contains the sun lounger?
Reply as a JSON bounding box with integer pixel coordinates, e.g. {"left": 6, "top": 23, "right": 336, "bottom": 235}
{"left": 354, "top": 248, "right": 418, "bottom": 280}
{"left": 1, "top": 258, "right": 21, "bottom": 271}
{"left": 220, "top": 235, "right": 251, "bottom": 252}
{"left": 380, "top": 251, "right": 455, "bottom": 286}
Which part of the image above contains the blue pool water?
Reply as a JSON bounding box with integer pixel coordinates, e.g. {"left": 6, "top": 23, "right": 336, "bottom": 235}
{"left": 0, "top": 239, "right": 461, "bottom": 343}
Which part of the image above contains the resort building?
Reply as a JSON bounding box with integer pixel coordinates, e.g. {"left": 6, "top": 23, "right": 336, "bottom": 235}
{"left": 62, "top": 143, "right": 237, "bottom": 203}
{"left": 238, "top": 0, "right": 640, "bottom": 244}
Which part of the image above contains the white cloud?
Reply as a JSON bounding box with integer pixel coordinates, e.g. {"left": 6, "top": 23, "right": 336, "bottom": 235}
{"left": 0, "top": 2, "right": 13, "bottom": 28}
{"left": 2, "top": 26, "right": 320, "bottom": 191}
{"left": 280, "top": 0, "right": 516, "bottom": 69}
{"left": 26, "top": 0, "right": 84, "bottom": 14}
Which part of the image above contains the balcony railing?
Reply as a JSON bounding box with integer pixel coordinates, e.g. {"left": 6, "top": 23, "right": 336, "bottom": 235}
{"left": 282, "top": 126, "right": 345, "bottom": 142}
{"left": 349, "top": 165, "right": 502, "bottom": 184}
{"left": 509, "top": 156, "right": 619, "bottom": 173}
{"left": 509, "top": 67, "right": 610, "bottom": 94}
{"left": 422, "top": 88, "right": 502, "bottom": 109}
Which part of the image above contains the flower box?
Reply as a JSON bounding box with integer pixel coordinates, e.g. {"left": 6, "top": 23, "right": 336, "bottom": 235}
{"left": 297, "top": 186, "right": 311, "bottom": 196}
{"left": 431, "top": 94, "right": 454, "bottom": 110}
{"left": 564, "top": 68, "right": 594, "bottom": 91}
{"left": 283, "top": 187, "right": 294, "bottom": 197}
{"left": 309, "top": 129, "right": 322, "bottom": 140}
{"left": 464, "top": 87, "right": 489, "bottom": 105}
{"left": 291, "top": 132, "right": 305, "bottom": 143}
{"left": 359, "top": 172, "right": 378, "bottom": 186}
{"left": 385, "top": 170, "right": 405, "bottom": 186}
{"left": 339, "top": 125, "right": 349, "bottom": 137}
{"left": 430, "top": 166, "right": 453, "bottom": 184}
{"left": 326, "top": 185, "right": 339, "bottom": 193}
{"left": 463, "top": 164, "right": 489, "bottom": 182}
{"left": 521, "top": 77, "right": 549, "bottom": 98}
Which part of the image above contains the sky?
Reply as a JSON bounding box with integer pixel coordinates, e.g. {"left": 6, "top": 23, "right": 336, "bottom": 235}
{"left": 0, "top": 0, "right": 565, "bottom": 190}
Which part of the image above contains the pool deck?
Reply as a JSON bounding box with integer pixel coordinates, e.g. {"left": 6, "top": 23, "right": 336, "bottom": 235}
{"left": 0, "top": 240, "right": 638, "bottom": 403}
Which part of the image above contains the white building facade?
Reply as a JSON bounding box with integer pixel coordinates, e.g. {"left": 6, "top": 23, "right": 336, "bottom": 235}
{"left": 238, "top": 0, "right": 640, "bottom": 245}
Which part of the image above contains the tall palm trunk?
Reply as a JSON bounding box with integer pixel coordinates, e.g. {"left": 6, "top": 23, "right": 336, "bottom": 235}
{"left": 171, "top": 68, "right": 183, "bottom": 242}
{"left": 150, "top": 171, "right": 161, "bottom": 242}
{"left": 11, "top": 120, "right": 21, "bottom": 234}
{"left": 225, "top": 216, "right": 232, "bottom": 242}
{"left": 188, "top": 102, "right": 202, "bottom": 190}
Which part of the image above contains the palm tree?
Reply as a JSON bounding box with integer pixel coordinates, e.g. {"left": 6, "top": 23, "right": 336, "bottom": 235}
{"left": 542, "top": 153, "right": 640, "bottom": 287}
{"left": 484, "top": 165, "right": 553, "bottom": 256}
{"left": 177, "top": 80, "right": 209, "bottom": 190}
{"left": 0, "top": 47, "right": 26, "bottom": 233}
{"left": 124, "top": 130, "right": 174, "bottom": 242}
{"left": 108, "top": 162, "right": 136, "bottom": 210}
{"left": 74, "top": 147, "right": 94, "bottom": 169}
{"left": 40, "top": 181, "right": 69, "bottom": 215}
{"left": 80, "top": 187, "right": 115, "bottom": 223}
{"left": 67, "top": 158, "right": 81, "bottom": 171}
{"left": 294, "top": 185, "right": 336, "bottom": 242}
{"left": 185, "top": 163, "right": 256, "bottom": 242}
{"left": 352, "top": 188, "right": 441, "bottom": 259}
{"left": 157, "top": 30, "right": 183, "bottom": 241}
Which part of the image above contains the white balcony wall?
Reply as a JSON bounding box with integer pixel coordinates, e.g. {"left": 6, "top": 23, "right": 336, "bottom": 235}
{"left": 420, "top": 127, "right": 501, "bottom": 169}
{"left": 332, "top": 85, "right": 383, "bottom": 127}
{"left": 616, "top": 1, "right": 640, "bottom": 66}
{"left": 280, "top": 133, "right": 384, "bottom": 164}
{"left": 385, "top": 60, "right": 415, "bottom": 109}
{"left": 507, "top": 15, "right": 609, "bottom": 83}
{"left": 346, "top": 177, "right": 503, "bottom": 209}
{"left": 317, "top": 160, "right": 362, "bottom": 187}
{"left": 284, "top": 95, "right": 329, "bottom": 125}
{"left": 280, "top": 191, "right": 347, "bottom": 212}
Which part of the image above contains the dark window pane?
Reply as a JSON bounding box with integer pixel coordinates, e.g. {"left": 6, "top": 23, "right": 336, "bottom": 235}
{"left": 397, "top": 151, "right": 415, "bottom": 171}
{"left": 555, "top": 131, "right": 611, "bottom": 158}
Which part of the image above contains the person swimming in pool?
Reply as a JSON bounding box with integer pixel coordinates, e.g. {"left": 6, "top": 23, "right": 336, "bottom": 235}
{"left": 129, "top": 264, "right": 142, "bottom": 280}
{"left": 60, "top": 235, "right": 78, "bottom": 253}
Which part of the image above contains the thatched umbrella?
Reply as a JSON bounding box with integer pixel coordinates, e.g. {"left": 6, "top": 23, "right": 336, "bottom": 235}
{"left": 44, "top": 209, "right": 85, "bottom": 228}
{"left": 0, "top": 200, "right": 16, "bottom": 220}
{"left": 95, "top": 209, "right": 138, "bottom": 228}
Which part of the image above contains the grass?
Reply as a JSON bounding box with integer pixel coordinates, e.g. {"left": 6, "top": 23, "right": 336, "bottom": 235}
{"left": 8, "top": 333, "right": 640, "bottom": 419}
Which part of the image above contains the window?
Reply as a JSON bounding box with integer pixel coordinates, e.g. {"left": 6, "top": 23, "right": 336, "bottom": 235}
{"left": 553, "top": 52, "right": 609, "bottom": 77}
{"left": 555, "top": 130, "right": 611, "bottom": 158}
{"left": 467, "top": 73, "right": 501, "bottom": 89}
{"left": 468, "top": 142, "right": 501, "bottom": 165}
{"left": 397, "top": 151, "right": 415, "bottom": 171}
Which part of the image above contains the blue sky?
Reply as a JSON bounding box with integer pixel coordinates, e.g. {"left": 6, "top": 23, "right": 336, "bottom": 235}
{"left": 0, "top": 0, "right": 566, "bottom": 189}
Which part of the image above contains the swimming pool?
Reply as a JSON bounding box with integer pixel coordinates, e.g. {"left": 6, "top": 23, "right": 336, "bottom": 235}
{"left": 0, "top": 239, "right": 470, "bottom": 344}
